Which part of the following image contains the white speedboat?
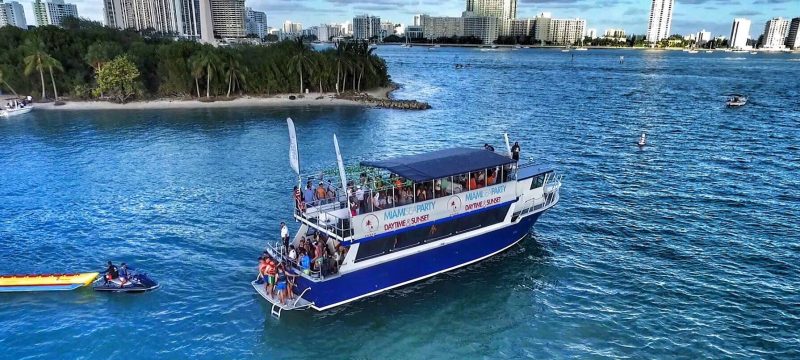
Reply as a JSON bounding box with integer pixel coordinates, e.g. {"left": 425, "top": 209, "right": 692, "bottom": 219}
{"left": 688, "top": 50, "right": 699, "bottom": 54}
{"left": 726, "top": 94, "right": 747, "bottom": 107}
{"left": 1, "top": 99, "right": 33, "bottom": 117}
{"left": 575, "top": 47, "right": 588, "bottom": 51}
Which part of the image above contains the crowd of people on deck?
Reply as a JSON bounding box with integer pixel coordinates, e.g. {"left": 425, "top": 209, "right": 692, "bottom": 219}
{"left": 291, "top": 142, "right": 523, "bottom": 218}
{"left": 257, "top": 228, "right": 348, "bottom": 305}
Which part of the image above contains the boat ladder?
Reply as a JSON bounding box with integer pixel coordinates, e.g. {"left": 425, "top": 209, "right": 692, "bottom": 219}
{"left": 270, "top": 287, "right": 312, "bottom": 319}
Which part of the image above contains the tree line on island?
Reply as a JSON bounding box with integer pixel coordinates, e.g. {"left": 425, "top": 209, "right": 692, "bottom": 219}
{"left": 0, "top": 18, "right": 390, "bottom": 103}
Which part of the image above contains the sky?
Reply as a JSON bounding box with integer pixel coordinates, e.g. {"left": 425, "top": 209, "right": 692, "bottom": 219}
{"left": 19, "top": 0, "right": 800, "bottom": 38}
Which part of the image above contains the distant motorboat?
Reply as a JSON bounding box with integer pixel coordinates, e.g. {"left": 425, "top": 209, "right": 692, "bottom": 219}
{"left": 575, "top": 47, "right": 588, "bottom": 51}
{"left": 637, "top": 132, "right": 646, "bottom": 147}
{"left": 705, "top": 50, "right": 714, "bottom": 53}
{"left": 1, "top": 98, "right": 33, "bottom": 118}
{"left": 726, "top": 94, "right": 747, "bottom": 107}
{"left": 688, "top": 50, "right": 699, "bottom": 54}
{"left": 523, "top": 46, "right": 531, "bottom": 49}
{"left": 749, "top": 51, "right": 757, "bottom": 54}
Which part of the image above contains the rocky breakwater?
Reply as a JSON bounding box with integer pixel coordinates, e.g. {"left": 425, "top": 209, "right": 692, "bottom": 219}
{"left": 338, "top": 91, "right": 431, "bottom": 110}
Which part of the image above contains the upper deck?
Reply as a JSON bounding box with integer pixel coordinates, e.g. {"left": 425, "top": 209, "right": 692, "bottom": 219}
{"left": 294, "top": 147, "right": 555, "bottom": 242}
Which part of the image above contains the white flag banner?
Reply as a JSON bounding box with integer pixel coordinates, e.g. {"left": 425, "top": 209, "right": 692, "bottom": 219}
{"left": 333, "top": 134, "right": 348, "bottom": 206}
{"left": 287, "top": 118, "right": 299, "bottom": 174}
{"left": 504, "top": 133, "right": 512, "bottom": 158}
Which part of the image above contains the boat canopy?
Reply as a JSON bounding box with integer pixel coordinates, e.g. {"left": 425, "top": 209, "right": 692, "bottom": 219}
{"left": 360, "top": 147, "right": 515, "bottom": 182}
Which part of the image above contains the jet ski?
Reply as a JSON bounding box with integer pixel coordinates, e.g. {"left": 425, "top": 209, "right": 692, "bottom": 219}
{"left": 93, "top": 270, "right": 159, "bottom": 293}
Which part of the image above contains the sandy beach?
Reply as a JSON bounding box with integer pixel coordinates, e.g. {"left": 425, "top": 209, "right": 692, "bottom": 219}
{"left": 34, "top": 86, "right": 396, "bottom": 111}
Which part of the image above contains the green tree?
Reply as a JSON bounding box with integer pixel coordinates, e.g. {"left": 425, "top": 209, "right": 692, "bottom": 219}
{"left": 96, "top": 55, "right": 141, "bottom": 103}
{"left": 85, "top": 41, "right": 123, "bottom": 73}
{"left": 221, "top": 50, "right": 245, "bottom": 97}
{"left": 190, "top": 47, "right": 221, "bottom": 98}
{"left": 0, "top": 68, "right": 19, "bottom": 96}
{"left": 23, "top": 37, "right": 62, "bottom": 100}
{"left": 288, "top": 37, "right": 314, "bottom": 94}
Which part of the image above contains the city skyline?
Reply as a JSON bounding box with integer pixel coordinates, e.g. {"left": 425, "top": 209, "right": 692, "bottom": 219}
{"left": 5, "top": 0, "right": 799, "bottom": 38}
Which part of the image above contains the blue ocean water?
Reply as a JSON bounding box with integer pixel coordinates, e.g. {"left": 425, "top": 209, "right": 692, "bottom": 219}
{"left": 1, "top": 48, "right": 799, "bottom": 359}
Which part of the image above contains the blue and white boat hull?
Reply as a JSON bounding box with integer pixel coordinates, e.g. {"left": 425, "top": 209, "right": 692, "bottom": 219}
{"left": 294, "top": 214, "right": 541, "bottom": 310}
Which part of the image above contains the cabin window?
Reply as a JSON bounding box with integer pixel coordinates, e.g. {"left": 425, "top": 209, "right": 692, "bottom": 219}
{"left": 354, "top": 204, "right": 511, "bottom": 263}
{"left": 529, "top": 172, "right": 552, "bottom": 190}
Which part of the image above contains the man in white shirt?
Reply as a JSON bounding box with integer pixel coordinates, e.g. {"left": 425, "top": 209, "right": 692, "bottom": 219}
{"left": 355, "top": 186, "right": 365, "bottom": 213}
{"left": 280, "top": 222, "right": 289, "bottom": 255}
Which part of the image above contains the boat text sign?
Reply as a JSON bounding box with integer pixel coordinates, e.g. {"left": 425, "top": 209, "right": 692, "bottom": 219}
{"left": 353, "top": 183, "right": 514, "bottom": 238}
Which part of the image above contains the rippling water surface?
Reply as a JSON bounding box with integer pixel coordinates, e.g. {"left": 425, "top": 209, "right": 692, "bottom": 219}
{"left": 1, "top": 48, "right": 799, "bottom": 359}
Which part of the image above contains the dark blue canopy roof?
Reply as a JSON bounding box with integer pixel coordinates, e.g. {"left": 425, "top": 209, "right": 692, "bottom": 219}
{"left": 360, "top": 147, "right": 515, "bottom": 182}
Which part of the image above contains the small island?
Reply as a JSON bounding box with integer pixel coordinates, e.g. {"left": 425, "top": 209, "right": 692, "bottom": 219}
{"left": 0, "top": 18, "right": 429, "bottom": 111}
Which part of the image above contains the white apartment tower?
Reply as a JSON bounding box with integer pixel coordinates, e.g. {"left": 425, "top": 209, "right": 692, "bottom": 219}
{"left": 761, "top": 17, "right": 789, "bottom": 50}
{"left": 33, "top": 0, "right": 78, "bottom": 27}
{"left": 646, "top": 0, "right": 674, "bottom": 43}
{"left": 209, "top": 0, "right": 245, "bottom": 38}
{"left": 786, "top": 17, "right": 800, "bottom": 49}
{"left": 0, "top": 0, "right": 27, "bottom": 28}
{"left": 245, "top": 7, "right": 266, "bottom": 38}
{"left": 465, "top": 0, "right": 515, "bottom": 35}
{"left": 353, "top": 14, "right": 380, "bottom": 40}
{"left": 729, "top": 18, "right": 751, "bottom": 50}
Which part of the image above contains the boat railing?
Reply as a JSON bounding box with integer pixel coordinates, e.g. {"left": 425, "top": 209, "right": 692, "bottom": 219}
{"left": 513, "top": 172, "right": 561, "bottom": 218}
{"left": 297, "top": 197, "right": 353, "bottom": 239}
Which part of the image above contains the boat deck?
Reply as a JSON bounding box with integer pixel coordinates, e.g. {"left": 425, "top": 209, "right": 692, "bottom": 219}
{"left": 251, "top": 280, "right": 313, "bottom": 313}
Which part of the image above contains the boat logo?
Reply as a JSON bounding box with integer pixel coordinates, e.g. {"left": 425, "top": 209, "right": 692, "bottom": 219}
{"left": 362, "top": 214, "right": 379, "bottom": 234}
{"left": 448, "top": 196, "right": 461, "bottom": 214}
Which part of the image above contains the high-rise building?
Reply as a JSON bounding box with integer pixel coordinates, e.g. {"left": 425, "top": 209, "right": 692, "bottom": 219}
{"left": 465, "top": 0, "right": 515, "bottom": 35}
{"left": 282, "top": 20, "right": 301, "bottom": 34}
{"left": 463, "top": 13, "right": 498, "bottom": 43}
{"left": 33, "top": 0, "right": 78, "bottom": 27}
{"left": 729, "top": 18, "right": 750, "bottom": 50}
{"left": 509, "top": 18, "right": 534, "bottom": 37}
{"left": 646, "top": 0, "right": 674, "bottom": 43}
{"left": 380, "top": 21, "right": 395, "bottom": 38}
{"left": 419, "top": 15, "right": 462, "bottom": 40}
{"left": 784, "top": 17, "right": 799, "bottom": 49}
{"left": 209, "top": 0, "right": 245, "bottom": 38}
{"left": 245, "top": 7, "right": 266, "bottom": 38}
{"left": 413, "top": 14, "right": 422, "bottom": 26}
{"left": 761, "top": 17, "right": 789, "bottom": 49}
{"left": 548, "top": 18, "right": 586, "bottom": 45}
{"left": 102, "top": 0, "right": 124, "bottom": 29}
{"left": 533, "top": 12, "right": 551, "bottom": 43}
{"left": 585, "top": 28, "right": 596, "bottom": 39}
{"left": 604, "top": 28, "right": 625, "bottom": 39}
{"left": 696, "top": 29, "right": 711, "bottom": 45}
{"left": 0, "top": 0, "right": 27, "bottom": 28}
{"left": 198, "top": 0, "right": 214, "bottom": 42}
{"left": 122, "top": 0, "right": 184, "bottom": 34}
{"left": 353, "top": 14, "right": 380, "bottom": 40}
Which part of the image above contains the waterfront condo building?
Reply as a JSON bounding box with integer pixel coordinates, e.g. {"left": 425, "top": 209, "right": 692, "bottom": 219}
{"left": 696, "top": 29, "right": 711, "bottom": 45}
{"left": 209, "top": 0, "right": 245, "bottom": 38}
{"left": 729, "top": 18, "right": 751, "bottom": 50}
{"left": 646, "top": 0, "right": 674, "bottom": 44}
{"left": 533, "top": 12, "right": 551, "bottom": 43}
{"left": 785, "top": 17, "right": 799, "bottom": 49}
{"left": 353, "top": 14, "right": 380, "bottom": 40}
{"left": 509, "top": 18, "right": 535, "bottom": 37}
{"left": 245, "top": 7, "right": 266, "bottom": 38}
{"left": 33, "top": 0, "right": 77, "bottom": 27}
{"left": 761, "top": 17, "right": 789, "bottom": 50}
{"left": 462, "top": 12, "right": 498, "bottom": 43}
{"left": 0, "top": 0, "right": 27, "bottom": 28}
{"left": 465, "top": 0, "right": 516, "bottom": 35}
{"left": 548, "top": 18, "right": 586, "bottom": 45}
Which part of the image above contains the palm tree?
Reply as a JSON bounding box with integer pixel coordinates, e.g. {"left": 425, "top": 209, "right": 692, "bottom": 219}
{"left": 222, "top": 51, "right": 246, "bottom": 97}
{"left": 23, "top": 37, "right": 59, "bottom": 100}
{"left": 288, "top": 37, "right": 314, "bottom": 94}
{"left": 334, "top": 43, "right": 350, "bottom": 95}
{"left": 0, "top": 68, "right": 19, "bottom": 97}
{"left": 191, "top": 47, "right": 221, "bottom": 98}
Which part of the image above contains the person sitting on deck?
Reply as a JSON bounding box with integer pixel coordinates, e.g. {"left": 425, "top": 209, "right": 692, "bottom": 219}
{"left": 104, "top": 261, "right": 118, "bottom": 284}
{"left": 118, "top": 263, "right": 129, "bottom": 288}
{"left": 288, "top": 245, "right": 297, "bottom": 264}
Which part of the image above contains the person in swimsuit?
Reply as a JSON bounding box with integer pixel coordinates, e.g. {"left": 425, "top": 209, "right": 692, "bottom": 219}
{"left": 264, "top": 257, "right": 277, "bottom": 298}
{"left": 275, "top": 264, "right": 288, "bottom": 305}
{"left": 118, "top": 263, "right": 129, "bottom": 288}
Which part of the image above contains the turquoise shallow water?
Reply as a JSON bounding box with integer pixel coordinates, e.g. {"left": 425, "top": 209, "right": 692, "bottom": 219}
{"left": 1, "top": 48, "right": 799, "bottom": 359}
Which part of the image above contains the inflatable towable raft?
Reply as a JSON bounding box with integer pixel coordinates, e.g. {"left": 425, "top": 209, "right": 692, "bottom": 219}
{"left": 0, "top": 272, "right": 99, "bottom": 292}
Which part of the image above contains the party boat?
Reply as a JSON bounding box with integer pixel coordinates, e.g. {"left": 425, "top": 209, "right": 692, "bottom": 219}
{"left": 254, "top": 119, "right": 562, "bottom": 317}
